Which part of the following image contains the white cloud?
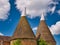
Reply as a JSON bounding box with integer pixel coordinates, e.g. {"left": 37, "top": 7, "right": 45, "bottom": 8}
{"left": 32, "top": 27, "right": 37, "bottom": 31}
{"left": 0, "top": 32, "right": 4, "bottom": 36}
{"left": 15, "top": 0, "right": 57, "bottom": 18}
{"left": 57, "top": 10, "right": 60, "bottom": 15}
{"left": 49, "top": 21, "right": 60, "bottom": 35}
{"left": 0, "top": 0, "right": 10, "bottom": 20}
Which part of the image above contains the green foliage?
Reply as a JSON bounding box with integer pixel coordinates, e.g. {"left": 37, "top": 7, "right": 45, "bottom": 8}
{"left": 13, "top": 39, "right": 21, "bottom": 45}
{"left": 38, "top": 39, "right": 47, "bottom": 45}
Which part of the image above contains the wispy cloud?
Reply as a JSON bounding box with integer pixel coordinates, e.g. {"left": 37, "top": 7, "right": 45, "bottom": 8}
{"left": 57, "top": 10, "right": 60, "bottom": 15}
{"left": 15, "top": 0, "right": 58, "bottom": 18}
{"left": 0, "top": 0, "right": 10, "bottom": 20}
{"left": 0, "top": 32, "right": 4, "bottom": 36}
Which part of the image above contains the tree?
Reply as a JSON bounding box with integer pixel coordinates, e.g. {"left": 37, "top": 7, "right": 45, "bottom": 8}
{"left": 13, "top": 39, "right": 21, "bottom": 45}
{"left": 38, "top": 39, "right": 47, "bottom": 45}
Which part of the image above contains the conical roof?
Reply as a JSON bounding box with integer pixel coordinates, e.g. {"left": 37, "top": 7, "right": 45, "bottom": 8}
{"left": 11, "top": 8, "right": 35, "bottom": 39}
{"left": 36, "top": 15, "right": 55, "bottom": 42}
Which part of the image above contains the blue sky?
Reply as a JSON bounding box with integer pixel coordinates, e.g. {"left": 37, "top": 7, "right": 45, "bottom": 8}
{"left": 0, "top": 0, "right": 60, "bottom": 45}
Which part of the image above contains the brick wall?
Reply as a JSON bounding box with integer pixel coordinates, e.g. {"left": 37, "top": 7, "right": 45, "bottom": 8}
{"left": 21, "top": 39, "right": 37, "bottom": 45}
{"left": 3, "top": 41, "right": 10, "bottom": 45}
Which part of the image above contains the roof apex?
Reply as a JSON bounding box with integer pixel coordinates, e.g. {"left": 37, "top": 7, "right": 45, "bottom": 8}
{"left": 40, "top": 13, "right": 45, "bottom": 20}
{"left": 21, "top": 7, "right": 26, "bottom": 16}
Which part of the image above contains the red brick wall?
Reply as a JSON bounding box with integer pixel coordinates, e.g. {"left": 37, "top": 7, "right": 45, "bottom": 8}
{"left": 21, "top": 39, "right": 37, "bottom": 45}
{"left": 3, "top": 41, "right": 10, "bottom": 45}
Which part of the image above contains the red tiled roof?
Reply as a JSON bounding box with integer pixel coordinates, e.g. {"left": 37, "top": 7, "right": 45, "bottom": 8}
{"left": 36, "top": 20, "right": 56, "bottom": 42}
{"left": 11, "top": 16, "right": 35, "bottom": 40}
{"left": 0, "top": 36, "right": 11, "bottom": 41}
